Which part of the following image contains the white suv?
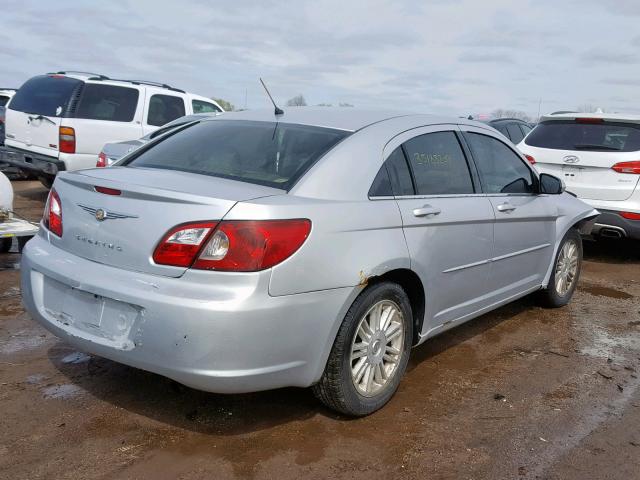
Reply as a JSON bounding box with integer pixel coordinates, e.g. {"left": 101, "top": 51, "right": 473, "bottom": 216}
{"left": 518, "top": 113, "right": 640, "bottom": 240}
{"left": 2, "top": 72, "right": 223, "bottom": 187}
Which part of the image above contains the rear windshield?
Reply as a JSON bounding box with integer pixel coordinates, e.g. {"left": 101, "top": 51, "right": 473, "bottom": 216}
{"left": 75, "top": 84, "right": 139, "bottom": 122}
{"left": 525, "top": 120, "right": 640, "bottom": 152}
{"left": 9, "top": 75, "right": 81, "bottom": 117}
{"left": 124, "top": 120, "right": 350, "bottom": 190}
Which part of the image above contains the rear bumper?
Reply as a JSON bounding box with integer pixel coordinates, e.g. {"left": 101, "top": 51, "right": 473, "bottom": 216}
{"left": 21, "top": 234, "right": 356, "bottom": 393}
{"left": 591, "top": 210, "right": 640, "bottom": 240}
{"left": 0, "top": 146, "right": 64, "bottom": 175}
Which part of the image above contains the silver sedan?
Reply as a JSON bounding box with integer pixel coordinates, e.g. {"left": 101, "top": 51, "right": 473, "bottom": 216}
{"left": 21, "top": 109, "right": 597, "bottom": 416}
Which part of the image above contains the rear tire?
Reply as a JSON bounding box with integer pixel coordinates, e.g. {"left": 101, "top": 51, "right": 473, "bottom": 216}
{"left": 538, "top": 229, "right": 582, "bottom": 308}
{"left": 313, "top": 281, "right": 413, "bottom": 416}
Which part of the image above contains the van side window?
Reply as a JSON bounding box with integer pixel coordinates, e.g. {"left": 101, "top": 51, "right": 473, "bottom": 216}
{"left": 403, "top": 132, "right": 474, "bottom": 195}
{"left": 192, "top": 100, "right": 221, "bottom": 114}
{"left": 148, "top": 94, "right": 186, "bottom": 126}
{"left": 76, "top": 85, "right": 139, "bottom": 122}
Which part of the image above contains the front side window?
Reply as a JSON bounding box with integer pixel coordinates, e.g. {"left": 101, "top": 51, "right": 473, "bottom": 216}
{"left": 75, "top": 84, "right": 139, "bottom": 122}
{"left": 125, "top": 120, "right": 350, "bottom": 190}
{"left": 192, "top": 99, "right": 221, "bottom": 114}
{"left": 403, "top": 131, "right": 474, "bottom": 195}
{"left": 465, "top": 133, "right": 535, "bottom": 194}
{"left": 147, "top": 94, "right": 186, "bottom": 126}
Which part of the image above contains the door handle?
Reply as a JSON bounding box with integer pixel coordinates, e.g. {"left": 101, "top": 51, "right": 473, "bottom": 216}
{"left": 413, "top": 204, "right": 441, "bottom": 217}
{"left": 497, "top": 202, "right": 516, "bottom": 213}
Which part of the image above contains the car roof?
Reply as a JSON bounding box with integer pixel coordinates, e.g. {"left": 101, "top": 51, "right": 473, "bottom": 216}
{"left": 540, "top": 112, "right": 640, "bottom": 124}
{"left": 489, "top": 118, "right": 529, "bottom": 124}
{"left": 199, "top": 107, "right": 476, "bottom": 132}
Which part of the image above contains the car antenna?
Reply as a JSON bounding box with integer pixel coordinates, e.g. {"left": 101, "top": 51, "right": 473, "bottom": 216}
{"left": 260, "top": 78, "right": 284, "bottom": 116}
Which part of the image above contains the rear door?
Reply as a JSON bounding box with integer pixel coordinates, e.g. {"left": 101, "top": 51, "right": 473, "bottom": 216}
{"left": 383, "top": 126, "right": 495, "bottom": 331}
{"left": 522, "top": 119, "right": 640, "bottom": 201}
{"left": 5, "top": 75, "right": 82, "bottom": 158}
{"left": 462, "top": 127, "right": 557, "bottom": 297}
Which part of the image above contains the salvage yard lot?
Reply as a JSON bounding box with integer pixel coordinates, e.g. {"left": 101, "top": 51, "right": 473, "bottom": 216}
{"left": 1, "top": 180, "right": 639, "bottom": 480}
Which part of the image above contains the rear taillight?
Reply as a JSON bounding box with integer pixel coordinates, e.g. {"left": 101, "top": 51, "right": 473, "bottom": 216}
{"left": 43, "top": 188, "right": 63, "bottom": 237}
{"left": 620, "top": 211, "right": 640, "bottom": 221}
{"left": 153, "top": 222, "right": 218, "bottom": 268}
{"left": 524, "top": 154, "right": 536, "bottom": 165}
{"left": 97, "top": 152, "right": 107, "bottom": 167}
{"left": 59, "top": 126, "right": 75, "bottom": 154}
{"left": 612, "top": 161, "right": 640, "bottom": 175}
{"left": 153, "top": 219, "right": 312, "bottom": 271}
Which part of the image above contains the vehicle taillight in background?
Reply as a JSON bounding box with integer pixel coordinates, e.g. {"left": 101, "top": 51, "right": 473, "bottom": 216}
{"left": 611, "top": 161, "right": 640, "bottom": 175}
{"left": 43, "top": 188, "right": 63, "bottom": 237}
{"left": 97, "top": 151, "right": 108, "bottom": 167}
{"left": 524, "top": 154, "right": 536, "bottom": 165}
{"left": 620, "top": 211, "right": 640, "bottom": 221}
{"left": 59, "top": 126, "right": 76, "bottom": 154}
{"left": 153, "top": 219, "right": 312, "bottom": 272}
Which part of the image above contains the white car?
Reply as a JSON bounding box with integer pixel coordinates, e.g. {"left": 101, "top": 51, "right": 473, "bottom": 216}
{"left": 518, "top": 113, "right": 640, "bottom": 240}
{"left": 2, "top": 72, "right": 224, "bottom": 187}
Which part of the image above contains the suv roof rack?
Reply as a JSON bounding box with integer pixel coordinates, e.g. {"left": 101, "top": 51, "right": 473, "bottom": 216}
{"left": 89, "top": 76, "right": 186, "bottom": 94}
{"left": 49, "top": 71, "right": 110, "bottom": 80}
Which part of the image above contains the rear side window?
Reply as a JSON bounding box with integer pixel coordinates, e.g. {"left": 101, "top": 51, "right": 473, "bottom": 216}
{"left": 192, "top": 99, "right": 221, "bottom": 114}
{"left": 9, "top": 75, "right": 81, "bottom": 117}
{"left": 403, "top": 131, "right": 474, "bottom": 195}
{"left": 75, "top": 84, "right": 139, "bottom": 122}
{"left": 525, "top": 120, "right": 640, "bottom": 152}
{"left": 0, "top": 96, "right": 10, "bottom": 107}
{"left": 125, "top": 120, "right": 350, "bottom": 190}
{"left": 520, "top": 124, "right": 532, "bottom": 136}
{"left": 465, "top": 133, "right": 535, "bottom": 194}
{"left": 506, "top": 124, "right": 524, "bottom": 144}
{"left": 369, "top": 147, "right": 414, "bottom": 197}
{"left": 148, "top": 94, "right": 186, "bottom": 126}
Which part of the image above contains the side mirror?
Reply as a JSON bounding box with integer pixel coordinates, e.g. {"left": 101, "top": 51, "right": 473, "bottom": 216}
{"left": 539, "top": 173, "right": 565, "bottom": 195}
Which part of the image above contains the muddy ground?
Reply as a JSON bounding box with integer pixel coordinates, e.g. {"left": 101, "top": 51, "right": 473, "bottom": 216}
{"left": 1, "top": 180, "right": 639, "bottom": 480}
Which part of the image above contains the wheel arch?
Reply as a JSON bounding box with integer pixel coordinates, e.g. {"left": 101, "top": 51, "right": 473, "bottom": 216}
{"left": 367, "top": 268, "right": 426, "bottom": 346}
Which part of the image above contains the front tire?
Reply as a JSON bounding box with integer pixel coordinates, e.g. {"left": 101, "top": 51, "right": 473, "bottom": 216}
{"left": 539, "top": 229, "right": 582, "bottom": 308}
{"left": 313, "top": 281, "right": 413, "bottom": 416}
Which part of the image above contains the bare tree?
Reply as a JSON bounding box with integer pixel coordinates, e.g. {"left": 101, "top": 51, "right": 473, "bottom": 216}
{"left": 316, "top": 103, "right": 333, "bottom": 107}
{"left": 491, "top": 109, "right": 531, "bottom": 122}
{"left": 338, "top": 102, "right": 354, "bottom": 107}
{"left": 576, "top": 104, "right": 606, "bottom": 113}
{"left": 286, "top": 95, "right": 307, "bottom": 106}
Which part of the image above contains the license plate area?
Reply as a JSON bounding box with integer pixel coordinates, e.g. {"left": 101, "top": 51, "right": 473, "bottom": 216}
{"left": 40, "top": 274, "right": 142, "bottom": 350}
{"left": 562, "top": 165, "right": 582, "bottom": 179}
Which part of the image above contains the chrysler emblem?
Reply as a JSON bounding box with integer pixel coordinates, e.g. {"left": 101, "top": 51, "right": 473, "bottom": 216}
{"left": 95, "top": 209, "right": 106, "bottom": 221}
{"left": 563, "top": 155, "right": 580, "bottom": 164}
{"left": 78, "top": 204, "right": 138, "bottom": 221}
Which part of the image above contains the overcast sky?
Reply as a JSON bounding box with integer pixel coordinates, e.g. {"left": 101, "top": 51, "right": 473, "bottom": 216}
{"left": 2, "top": 0, "right": 640, "bottom": 117}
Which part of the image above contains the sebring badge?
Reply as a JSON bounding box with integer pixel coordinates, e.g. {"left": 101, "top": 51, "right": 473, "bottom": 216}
{"left": 563, "top": 155, "right": 580, "bottom": 164}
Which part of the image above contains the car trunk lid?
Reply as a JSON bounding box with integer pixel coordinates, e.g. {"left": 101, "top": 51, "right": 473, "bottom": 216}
{"left": 50, "top": 167, "right": 284, "bottom": 277}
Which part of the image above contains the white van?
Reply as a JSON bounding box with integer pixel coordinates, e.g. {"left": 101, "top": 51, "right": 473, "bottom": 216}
{"left": 2, "top": 72, "right": 223, "bottom": 187}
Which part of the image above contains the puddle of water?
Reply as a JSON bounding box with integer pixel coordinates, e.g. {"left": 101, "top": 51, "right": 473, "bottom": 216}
{"left": 580, "top": 284, "right": 633, "bottom": 300}
{"left": 25, "top": 373, "right": 48, "bottom": 385}
{"left": 61, "top": 352, "right": 91, "bottom": 364}
{"left": 42, "top": 384, "right": 83, "bottom": 400}
{"left": 0, "top": 332, "right": 46, "bottom": 355}
{"left": 579, "top": 325, "right": 640, "bottom": 362}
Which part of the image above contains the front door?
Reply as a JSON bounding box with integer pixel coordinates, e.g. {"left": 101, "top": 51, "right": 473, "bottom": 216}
{"left": 462, "top": 128, "right": 558, "bottom": 298}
